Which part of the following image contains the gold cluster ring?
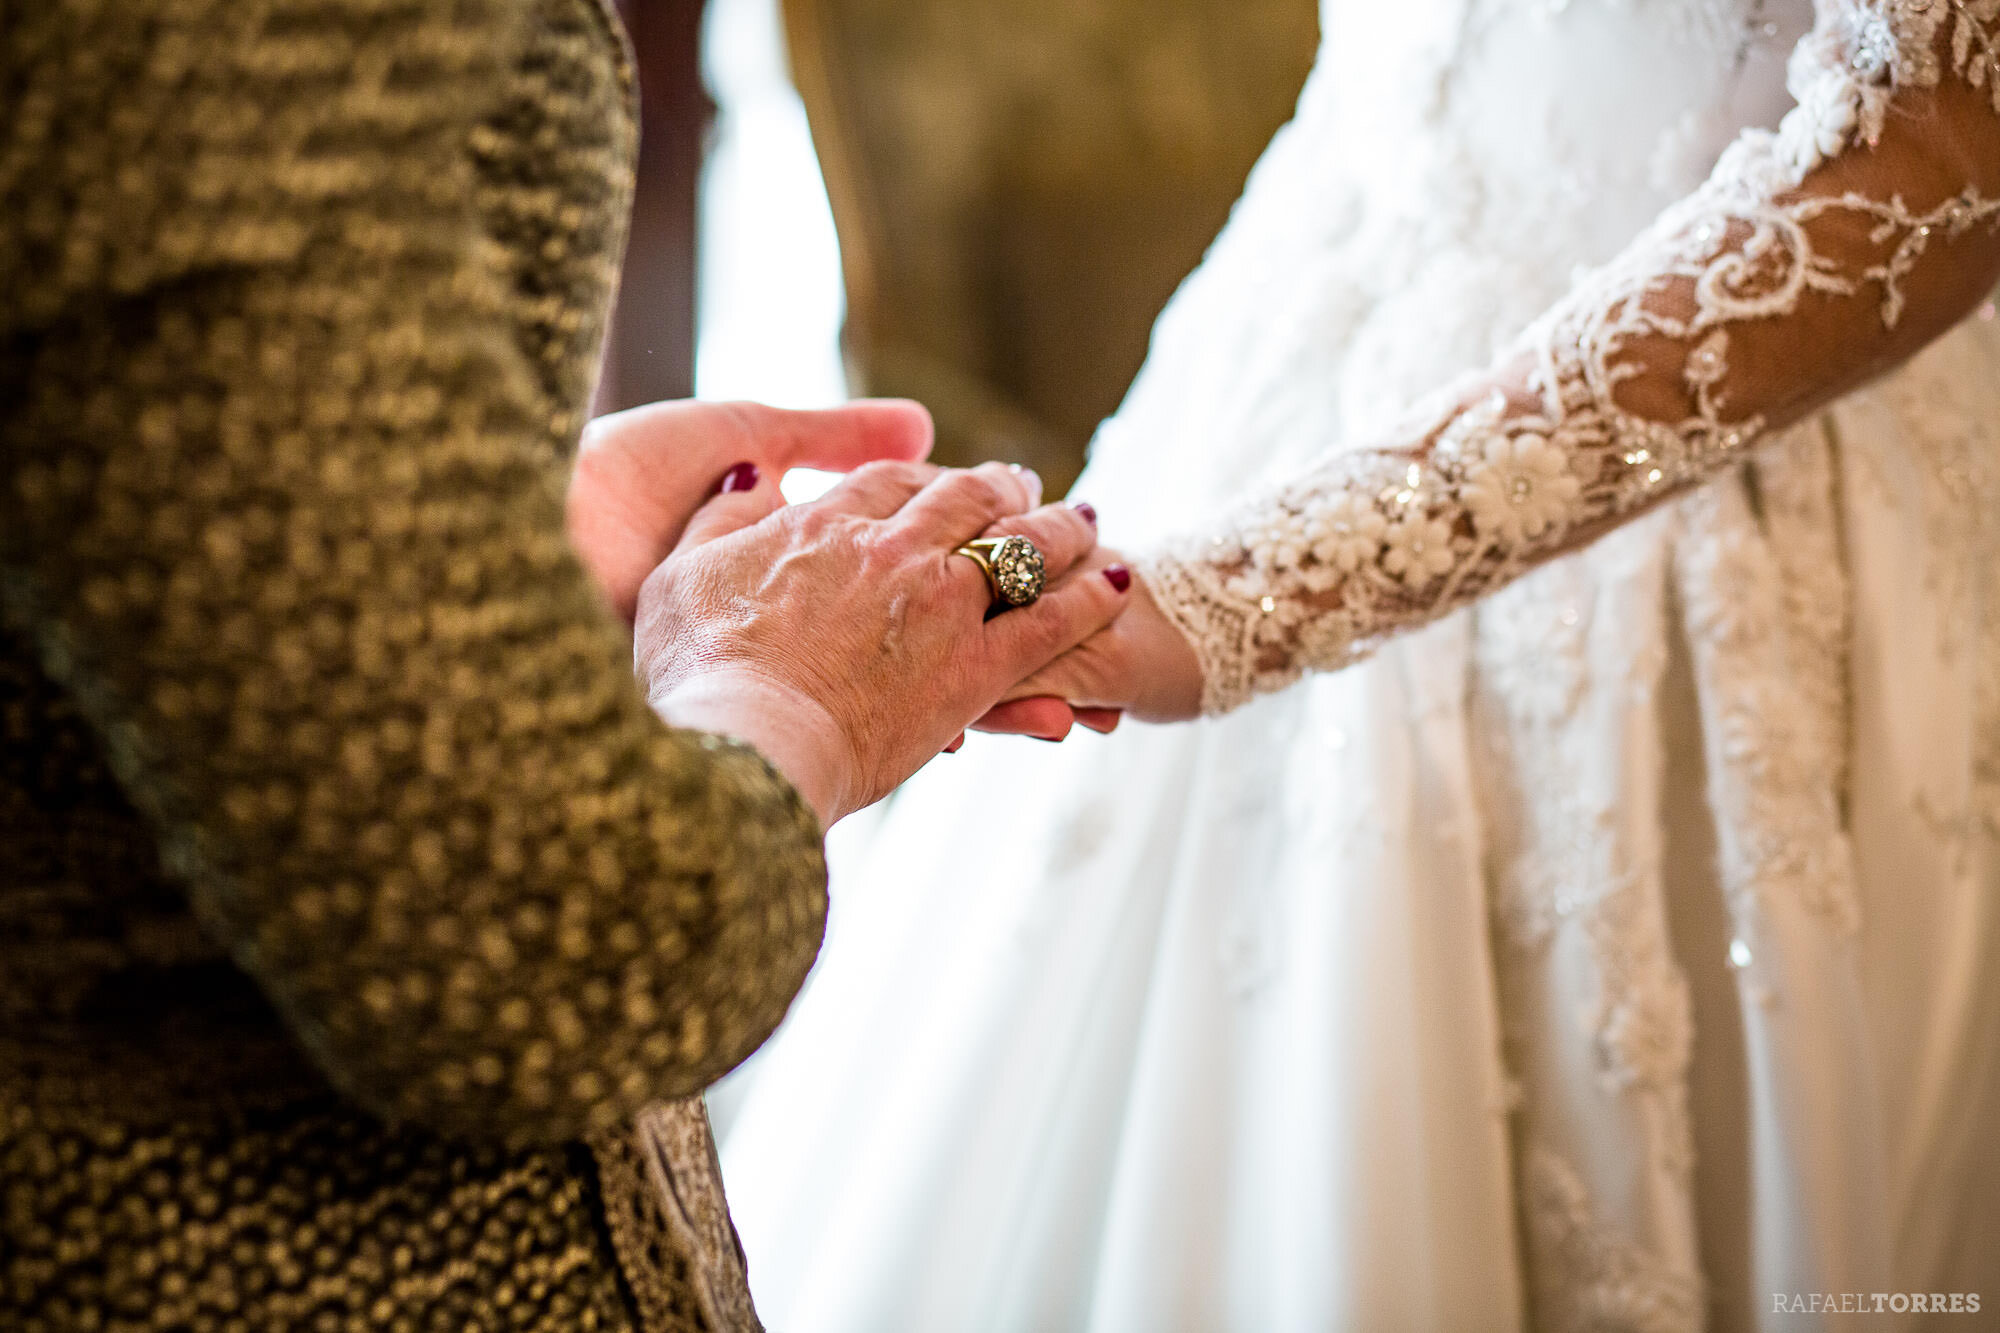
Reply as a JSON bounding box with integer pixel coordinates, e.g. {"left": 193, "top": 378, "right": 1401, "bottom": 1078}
{"left": 954, "top": 535, "right": 1046, "bottom": 611}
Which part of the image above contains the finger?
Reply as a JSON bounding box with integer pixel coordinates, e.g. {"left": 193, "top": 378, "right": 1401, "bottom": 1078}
{"left": 814, "top": 459, "right": 942, "bottom": 519}
{"left": 1074, "top": 708, "right": 1123, "bottom": 734}
{"left": 942, "top": 499, "right": 1099, "bottom": 614}
{"left": 753, "top": 399, "right": 936, "bottom": 472}
{"left": 893, "top": 462, "right": 1039, "bottom": 546}
{"left": 983, "top": 562, "right": 1131, "bottom": 694}
{"left": 672, "top": 460, "right": 786, "bottom": 554}
{"left": 1000, "top": 651, "right": 1113, "bottom": 711}
{"left": 970, "top": 696, "right": 1075, "bottom": 741}
{"left": 1011, "top": 463, "right": 1044, "bottom": 508}
{"left": 983, "top": 500, "right": 1098, "bottom": 580}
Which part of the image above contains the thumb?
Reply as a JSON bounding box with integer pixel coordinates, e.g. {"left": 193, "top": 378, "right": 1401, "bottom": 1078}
{"left": 675, "top": 461, "right": 786, "bottom": 553}
{"left": 770, "top": 399, "right": 935, "bottom": 472}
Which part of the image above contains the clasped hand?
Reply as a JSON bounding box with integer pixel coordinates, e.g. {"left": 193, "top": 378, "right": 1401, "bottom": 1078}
{"left": 567, "top": 398, "right": 1201, "bottom": 826}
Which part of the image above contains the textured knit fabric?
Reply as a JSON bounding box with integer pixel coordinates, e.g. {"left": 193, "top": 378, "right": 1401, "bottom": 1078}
{"left": 0, "top": 0, "right": 827, "bottom": 1328}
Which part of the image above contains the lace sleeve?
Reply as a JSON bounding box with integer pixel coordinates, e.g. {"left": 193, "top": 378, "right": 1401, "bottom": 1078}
{"left": 1144, "top": 0, "right": 2000, "bottom": 714}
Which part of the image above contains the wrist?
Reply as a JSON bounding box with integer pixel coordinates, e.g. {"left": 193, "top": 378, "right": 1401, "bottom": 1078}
{"left": 1125, "top": 568, "right": 1208, "bottom": 721}
{"left": 649, "top": 671, "right": 855, "bottom": 828}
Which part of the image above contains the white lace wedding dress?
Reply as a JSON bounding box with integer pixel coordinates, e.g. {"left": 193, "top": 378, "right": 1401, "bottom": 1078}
{"left": 719, "top": 0, "right": 2000, "bottom": 1326}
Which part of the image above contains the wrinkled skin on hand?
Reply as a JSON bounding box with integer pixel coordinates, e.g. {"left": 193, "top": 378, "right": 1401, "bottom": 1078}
{"left": 636, "top": 460, "right": 1133, "bottom": 825}
{"left": 566, "top": 398, "right": 934, "bottom": 622}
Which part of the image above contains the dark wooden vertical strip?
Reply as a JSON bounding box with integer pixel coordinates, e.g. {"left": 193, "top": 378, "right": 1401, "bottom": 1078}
{"left": 597, "top": 0, "right": 713, "bottom": 414}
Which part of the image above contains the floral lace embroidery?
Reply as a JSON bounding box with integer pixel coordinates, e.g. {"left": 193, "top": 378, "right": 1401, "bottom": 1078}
{"left": 1752, "top": 430, "right": 1854, "bottom": 833}
{"left": 1844, "top": 342, "right": 2000, "bottom": 871}
{"left": 1671, "top": 436, "right": 1863, "bottom": 937}
{"left": 1143, "top": 0, "right": 2000, "bottom": 715}
{"left": 1522, "top": 1146, "right": 1705, "bottom": 1333}
{"left": 1471, "top": 536, "right": 1698, "bottom": 1311}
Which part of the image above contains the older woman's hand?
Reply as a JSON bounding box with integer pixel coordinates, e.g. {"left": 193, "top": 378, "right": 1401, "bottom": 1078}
{"left": 567, "top": 398, "right": 934, "bottom": 622}
{"left": 635, "top": 461, "right": 1132, "bottom": 826}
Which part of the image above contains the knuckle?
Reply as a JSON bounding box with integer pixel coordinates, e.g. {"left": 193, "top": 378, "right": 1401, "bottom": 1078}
{"left": 783, "top": 502, "right": 835, "bottom": 542}
{"left": 857, "top": 457, "right": 911, "bottom": 482}
{"left": 988, "top": 503, "right": 1067, "bottom": 545}
{"left": 882, "top": 460, "right": 939, "bottom": 495}
{"left": 976, "top": 460, "right": 1028, "bottom": 500}
{"left": 849, "top": 459, "right": 901, "bottom": 486}
{"left": 951, "top": 471, "right": 1009, "bottom": 515}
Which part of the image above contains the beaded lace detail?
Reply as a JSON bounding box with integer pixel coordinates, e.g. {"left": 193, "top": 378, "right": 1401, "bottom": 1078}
{"left": 1522, "top": 1147, "right": 1707, "bottom": 1333}
{"left": 1144, "top": 0, "right": 2000, "bottom": 714}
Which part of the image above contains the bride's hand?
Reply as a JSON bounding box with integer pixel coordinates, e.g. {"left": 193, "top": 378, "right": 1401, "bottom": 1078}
{"left": 979, "top": 548, "right": 1205, "bottom": 727}
{"left": 636, "top": 462, "right": 1132, "bottom": 825}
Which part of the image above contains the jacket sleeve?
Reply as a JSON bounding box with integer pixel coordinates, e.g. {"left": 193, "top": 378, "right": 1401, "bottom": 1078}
{"left": 1142, "top": 0, "right": 2000, "bottom": 714}
{"left": 0, "top": 0, "right": 827, "bottom": 1144}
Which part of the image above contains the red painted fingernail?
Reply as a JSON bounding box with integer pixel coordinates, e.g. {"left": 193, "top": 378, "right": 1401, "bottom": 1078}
{"left": 719, "top": 462, "right": 760, "bottom": 494}
{"left": 1104, "top": 565, "right": 1131, "bottom": 592}
{"left": 1072, "top": 501, "right": 1098, "bottom": 525}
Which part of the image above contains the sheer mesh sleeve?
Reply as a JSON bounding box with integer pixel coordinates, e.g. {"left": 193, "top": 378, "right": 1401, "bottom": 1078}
{"left": 1144, "top": 0, "right": 2000, "bottom": 714}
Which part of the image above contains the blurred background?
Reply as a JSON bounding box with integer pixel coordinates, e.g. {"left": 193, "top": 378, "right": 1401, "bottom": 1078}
{"left": 597, "top": 0, "right": 1319, "bottom": 497}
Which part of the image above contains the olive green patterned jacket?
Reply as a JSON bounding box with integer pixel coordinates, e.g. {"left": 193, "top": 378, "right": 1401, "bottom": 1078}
{"left": 1, "top": 1, "right": 826, "bottom": 1328}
